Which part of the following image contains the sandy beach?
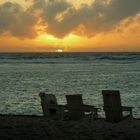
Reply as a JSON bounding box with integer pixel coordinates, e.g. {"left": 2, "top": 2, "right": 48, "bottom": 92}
{"left": 0, "top": 114, "right": 140, "bottom": 140}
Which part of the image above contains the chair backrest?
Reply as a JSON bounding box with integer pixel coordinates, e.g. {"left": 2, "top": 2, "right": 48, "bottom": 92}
{"left": 102, "top": 90, "right": 123, "bottom": 122}
{"left": 39, "top": 92, "right": 57, "bottom": 117}
{"left": 66, "top": 94, "right": 85, "bottom": 120}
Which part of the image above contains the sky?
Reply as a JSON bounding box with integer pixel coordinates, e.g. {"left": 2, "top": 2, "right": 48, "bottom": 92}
{"left": 0, "top": 0, "right": 140, "bottom": 52}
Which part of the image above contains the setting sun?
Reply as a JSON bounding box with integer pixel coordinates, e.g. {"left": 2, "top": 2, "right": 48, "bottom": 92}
{"left": 57, "top": 49, "right": 63, "bottom": 52}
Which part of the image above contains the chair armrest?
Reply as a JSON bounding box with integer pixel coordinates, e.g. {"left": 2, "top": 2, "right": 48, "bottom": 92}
{"left": 83, "top": 104, "right": 94, "bottom": 109}
{"left": 122, "top": 106, "right": 134, "bottom": 118}
{"left": 83, "top": 104, "right": 99, "bottom": 112}
{"left": 48, "top": 104, "right": 67, "bottom": 110}
{"left": 83, "top": 105, "right": 99, "bottom": 119}
{"left": 122, "top": 106, "right": 134, "bottom": 111}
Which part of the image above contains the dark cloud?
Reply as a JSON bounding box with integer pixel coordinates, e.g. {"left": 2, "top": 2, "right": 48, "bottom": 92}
{"left": 0, "top": 0, "right": 140, "bottom": 39}
{"left": 0, "top": 1, "right": 37, "bottom": 38}
{"left": 41, "top": 0, "right": 140, "bottom": 37}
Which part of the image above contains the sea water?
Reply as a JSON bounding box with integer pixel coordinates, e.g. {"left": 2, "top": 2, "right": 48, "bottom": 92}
{"left": 0, "top": 52, "right": 140, "bottom": 118}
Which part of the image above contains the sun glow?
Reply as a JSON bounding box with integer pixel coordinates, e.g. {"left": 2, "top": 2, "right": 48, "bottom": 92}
{"left": 57, "top": 49, "right": 63, "bottom": 52}
{"left": 35, "top": 33, "right": 81, "bottom": 51}
{"left": 36, "top": 33, "right": 80, "bottom": 42}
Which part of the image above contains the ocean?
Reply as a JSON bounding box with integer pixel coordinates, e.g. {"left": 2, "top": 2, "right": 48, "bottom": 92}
{"left": 0, "top": 52, "right": 140, "bottom": 118}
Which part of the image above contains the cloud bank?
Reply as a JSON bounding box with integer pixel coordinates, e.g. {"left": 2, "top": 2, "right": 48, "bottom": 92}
{"left": 0, "top": 0, "right": 140, "bottom": 38}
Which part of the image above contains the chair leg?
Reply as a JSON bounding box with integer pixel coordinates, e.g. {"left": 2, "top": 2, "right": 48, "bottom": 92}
{"left": 94, "top": 110, "right": 98, "bottom": 119}
{"left": 60, "top": 108, "right": 66, "bottom": 120}
{"left": 129, "top": 109, "right": 133, "bottom": 121}
{"left": 91, "top": 110, "right": 98, "bottom": 120}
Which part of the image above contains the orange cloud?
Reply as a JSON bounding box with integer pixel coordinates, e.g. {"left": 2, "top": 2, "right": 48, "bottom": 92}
{"left": 0, "top": 0, "right": 140, "bottom": 52}
{"left": 1, "top": 0, "right": 140, "bottom": 38}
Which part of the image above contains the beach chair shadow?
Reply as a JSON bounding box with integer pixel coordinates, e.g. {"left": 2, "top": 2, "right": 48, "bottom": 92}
{"left": 66, "top": 94, "right": 98, "bottom": 120}
{"left": 39, "top": 92, "right": 66, "bottom": 120}
{"left": 102, "top": 90, "right": 134, "bottom": 123}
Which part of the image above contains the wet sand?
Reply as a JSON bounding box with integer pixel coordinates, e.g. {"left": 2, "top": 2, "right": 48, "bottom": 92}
{"left": 0, "top": 114, "right": 140, "bottom": 140}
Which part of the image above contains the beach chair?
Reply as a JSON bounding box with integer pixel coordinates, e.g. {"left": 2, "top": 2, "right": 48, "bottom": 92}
{"left": 66, "top": 94, "right": 98, "bottom": 120}
{"left": 102, "top": 90, "right": 133, "bottom": 122}
{"left": 39, "top": 92, "right": 66, "bottom": 120}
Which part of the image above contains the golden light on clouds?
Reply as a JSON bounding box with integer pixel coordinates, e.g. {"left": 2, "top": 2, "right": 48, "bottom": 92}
{"left": 35, "top": 33, "right": 81, "bottom": 51}
{"left": 0, "top": 0, "right": 140, "bottom": 52}
{"left": 55, "top": 8, "right": 70, "bottom": 22}
{"left": 67, "top": 0, "right": 93, "bottom": 8}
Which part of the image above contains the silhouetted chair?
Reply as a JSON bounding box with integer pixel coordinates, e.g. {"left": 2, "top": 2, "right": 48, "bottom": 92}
{"left": 102, "top": 90, "right": 133, "bottom": 122}
{"left": 66, "top": 94, "right": 98, "bottom": 120}
{"left": 39, "top": 92, "right": 66, "bottom": 120}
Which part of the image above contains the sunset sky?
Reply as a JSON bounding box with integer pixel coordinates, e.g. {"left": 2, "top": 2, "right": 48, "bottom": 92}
{"left": 0, "top": 0, "right": 140, "bottom": 52}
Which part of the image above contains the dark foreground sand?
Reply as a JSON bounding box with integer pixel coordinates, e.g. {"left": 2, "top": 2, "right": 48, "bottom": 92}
{"left": 0, "top": 114, "right": 140, "bottom": 140}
